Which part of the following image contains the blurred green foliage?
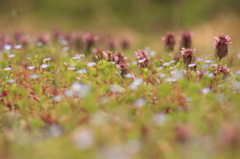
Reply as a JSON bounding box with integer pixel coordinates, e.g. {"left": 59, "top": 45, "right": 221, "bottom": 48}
{"left": 0, "top": 0, "right": 240, "bottom": 31}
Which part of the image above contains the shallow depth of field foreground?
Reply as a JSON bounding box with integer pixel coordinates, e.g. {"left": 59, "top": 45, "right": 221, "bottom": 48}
{"left": 1, "top": 1, "right": 240, "bottom": 159}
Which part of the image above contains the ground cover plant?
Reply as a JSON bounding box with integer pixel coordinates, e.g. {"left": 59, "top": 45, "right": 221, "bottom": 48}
{"left": 0, "top": 30, "right": 240, "bottom": 159}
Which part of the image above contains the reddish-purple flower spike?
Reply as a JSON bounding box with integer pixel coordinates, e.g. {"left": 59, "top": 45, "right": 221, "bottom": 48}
{"left": 113, "top": 51, "right": 129, "bottom": 74}
{"left": 135, "top": 50, "right": 149, "bottom": 68}
{"left": 120, "top": 38, "right": 130, "bottom": 50}
{"left": 180, "top": 31, "right": 192, "bottom": 49}
{"left": 162, "top": 32, "right": 175, "bottom": 52}
{"left": 37, "top": 34, "right": 50, "bottom": 45}
{"left": 82, "top": 33, "right": 98, "bottom": 53}
{"left": 106, "top": 39, "right": 117, "bottom": 51}
{"left": 213, "top": 35, "right": 232, "bottom": 60}
{"left": 14, "top": 31, "right": 28, "bottom": 47}
{"left": 214, "top": 64, "right": 231, "bottom": 80}
{"left": 180, "top": 48, "right": 195, "bottom": 66}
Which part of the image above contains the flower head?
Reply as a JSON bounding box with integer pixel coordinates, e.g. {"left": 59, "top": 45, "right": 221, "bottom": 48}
{"left": 213, "top": 35, "right": 232, "bottom": 60}
{"left": 162, "top": 32, "right": 175, "bottom": 52}
{"left": 179, "top": 31, "right": 192, "bottom": 49}
{"left": 180, "top": 48, "right": 195, "bottom": 66}
{"left": 135, "top": 50, "right": 149, "bottom": 68}
{"left": 214, "top": 64, "right": 231, "bottom": 79}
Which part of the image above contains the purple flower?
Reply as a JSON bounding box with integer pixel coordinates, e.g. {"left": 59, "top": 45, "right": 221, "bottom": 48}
{"left": 179, "top": 31, "right": 192, "bottom": 49}
{"left": 162, "top": 32, "right": 175, "bottom": 52}
{"left": 82, "top": 33, "right": 98, "bottom": 53}
{"left": 214, "top": 64, "right": 231, "bottom": 79}
{"left": 213, "top": 35, "right": 232, "bottom": 60}
{"left": 181, "top": 48, "right": 195, "bottom": 67}
{"left": 120, "top": 38, "right": 130, "bottom": 50}
{"left": 135, "top": 50, "right": 149, "bottom": 68}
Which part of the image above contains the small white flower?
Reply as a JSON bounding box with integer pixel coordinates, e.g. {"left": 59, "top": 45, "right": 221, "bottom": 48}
{"left": 29, "top": 74, "right": 39, "bottom": 79}
{"left": 67, "top": 66, "right": 76, "bottom": 70}
{"left": 86, "top": 62, "right": 96, "bottom": 67}
{"left": 172, "top": 70, "right": 184, "bottom": 80}
{"left": 40, "top": 64, "right": 49, "bottom": 68}
{"left": 138, "top": 59, "right": 146, "bottom": 63}
{"left": 27, "top": 66, "right": 35, "bottom": 70}
{"left": 8, "top": 54, "right": 16, "bottom": 58}
{"left": 123, "top": 73, "right": 133, "bottom": 78}
{"left": 72, "top": 54, "right": 81, "bottom": 59}
{"left": 132, "top": 78, "right": 143, "bottom": 85}
{"left": 128, "top": 84, "right": 138, "bottom": 90}
{"left": 70, "top": 82, "right": 91, "bottom": 98}
{"left": 7, "top": 79, "right": 16, "bottom": 83}
{"left": 71, "top": 128, "right": 94, "bottom": 150}
{"left": 188, "top": 63, "right": 196, "bottom": 67}
{"left": 4, "top": 44, "right": 12, "bottom": 51}
{"left": 109, "top": 85, "right": 123, "bottom": 93}
{"left": 14, "top": 45, "right": 22, "bottom": 49}
{"left": 201, "top": 87, "right": 211, "bottom": 94}
{"left": 4, "top": 67, "right": 12, "bottom": 70}
{"left": 53, "top": 95, "right": 62, "bottom": 102}
{"left": 204, "top": 72, "right": 214, "bottom": 78}
{"left": 134, "top": 98, "right": 146, "bottom": 108}
{"left": 205, "top": 60, "right": 213, "bottom": 63}
{"left": 43, "top": 57, "right": 51, "bottom": 62}
{"left": 77, "top": 69, "right": 87, "bottom": 74}
{"left": 162, "top": 62, "right": 170, "bottom": 66}
{"left": 169, "top": 60, "right": 177, "bottom": 64}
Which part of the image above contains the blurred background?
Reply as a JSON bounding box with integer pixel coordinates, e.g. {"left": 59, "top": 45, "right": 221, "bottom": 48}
{"left": 0, "top": 0, "right": 240, "bottom": 53}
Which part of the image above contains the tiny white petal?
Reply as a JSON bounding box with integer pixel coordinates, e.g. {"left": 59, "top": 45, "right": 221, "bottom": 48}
{"left": 188, "top": 63, "right": 196, "bottom": 67}
{"left": 86, "top": 62, "right": 96, "bottom": 67}
{"left": 4, "top": 44, "right": 12, "bottom": 51}
{"left": 201, "top": 87, "right": 211, "bottom": 94}
{"left": 14, "top": 45, "right": 22, "bottom": 49}
{"left": 53, "top": 95, "right": 62, "bottom": 102}
{"left": 134, "top": 98, "right": 146, "bottom": 108}
{"left": 123, "top": 73, "right": 133, "bottom": 78}
{"left": 162, "top": 62, "right": 170, "bottom": 66}
{"left": 27, "top": 66, "right": 35, "bottom": 70}
{"left": 67, "top": 67, "right": 76, "bottom": 70}
{"left": 7, "top": 79, "right": 16, "bottom": 83}
{"left": 40, "top": 64, "right": 49, "bottom": 68}
{"left": 132, "top": 78, "right": 143, "bottom": 85}
{"left": 77, "top": 69, "right": 87, "bottom": 74}
{"left": 4, "top": 67, "right": 12, "bottom": 70}
{"left": 8, "top": 54, "right": 16, "bottom": 58}
{"left": 43, "top": 57, "right": 51, "bottom": 61}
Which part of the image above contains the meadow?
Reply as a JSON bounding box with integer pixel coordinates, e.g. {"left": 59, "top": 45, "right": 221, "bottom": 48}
{"left": 0, "top": 29, "right": 240, "bottom": 159}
